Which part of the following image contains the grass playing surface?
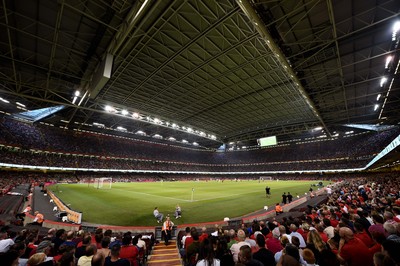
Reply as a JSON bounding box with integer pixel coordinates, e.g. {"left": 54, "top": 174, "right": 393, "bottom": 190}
{"left": 49, "top": 180, "right": 326, "bottom": 226}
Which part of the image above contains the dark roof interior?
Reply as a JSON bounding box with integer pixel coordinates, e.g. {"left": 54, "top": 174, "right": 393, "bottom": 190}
{"left": 0, "top": 0, "right": 399, "bottom": 151}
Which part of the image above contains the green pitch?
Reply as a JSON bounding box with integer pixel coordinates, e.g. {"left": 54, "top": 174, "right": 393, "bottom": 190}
{"left": 49, "top": 180, "right": 326, "bottom": 226}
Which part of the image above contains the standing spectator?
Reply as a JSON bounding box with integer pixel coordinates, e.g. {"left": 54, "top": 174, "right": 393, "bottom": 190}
{"left": 287, "top": 193, "right": 293, "bottom": 204}
{"left": 162, "top": 216, "right": 174, "bottom": 246}
{"left": 282, "top": 193, "right": 287, "bottom": 205}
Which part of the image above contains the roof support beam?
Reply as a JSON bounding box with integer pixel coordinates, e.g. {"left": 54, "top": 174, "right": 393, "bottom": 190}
{"left": 327, "top": 0, "right": 349, "bottom": 122}
{"left": 236, "top": 0, "right": 331, "bottom": 136}
{"left": 2, "top": 0, "right": 17, "bottom": 84}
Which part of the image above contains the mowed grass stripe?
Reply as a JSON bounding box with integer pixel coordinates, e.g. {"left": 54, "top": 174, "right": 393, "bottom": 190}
{"left": 50, "top": 180, "right": 327, "bottom": 226}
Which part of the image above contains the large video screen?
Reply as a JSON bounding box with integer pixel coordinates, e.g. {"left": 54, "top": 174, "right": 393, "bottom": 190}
{"left": 257, "top": 136, "right": 277, "bottom": 147}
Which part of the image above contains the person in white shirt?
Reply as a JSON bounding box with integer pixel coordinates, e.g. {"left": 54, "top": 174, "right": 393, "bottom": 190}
{"left": 196, "top": 239, "right": 220, "bottom": 266}
{"left": 289, "top": 224, "right": 306, "bottom": 248}
{"left": 77, "top": 244, "right": 97, "bottom": 266}
{"left": 230, "top": 229, "right": 250, "bottom": 262}
{"left": 153, "top": 207, "right": 163, "bottom": 223}
{"left": 0, "top": 231, "right": 14, "bottom": 253}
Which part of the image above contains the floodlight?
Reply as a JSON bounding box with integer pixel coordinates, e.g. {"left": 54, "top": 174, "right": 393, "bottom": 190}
{"left": 393, "top": 21, "right": 400, "bottom": 40}
{"left": 121, "top": 110, "right": 128, "bottom": 116}
{"left": 380, "top": 77, "right": 387, "bottom": 87}
{"left": 0, "top": 97, "right": 10, "bottom": 103}
{"left": 377, "top": 94, "right": 381, "bottom": 101}
{"left": 75, "top": 90, "right": 80, "bottom": 97}
{"left": 385, "top": 56, "right": 392, "bottom": 69}
{"left": 105, "top": 105, "right": 114, "bottom": 112}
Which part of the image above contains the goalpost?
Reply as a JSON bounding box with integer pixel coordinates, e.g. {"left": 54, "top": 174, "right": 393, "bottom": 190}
{"left": 259, "top": 176, "right": 273, "bottom": 181}
{"left": 93, "top": 177, "right": 112, "bottom": 189}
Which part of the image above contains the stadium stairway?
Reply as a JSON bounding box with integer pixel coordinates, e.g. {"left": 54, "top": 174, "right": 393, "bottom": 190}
{"left": 147, "top": 240, "right": 181, "bottom": 266}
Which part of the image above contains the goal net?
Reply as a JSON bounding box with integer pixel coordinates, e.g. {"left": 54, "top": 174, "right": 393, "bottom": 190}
{"left": 260, "top": 176, "right": 273, "bottom": 181}
{"left": 93, "top": 177, "right": 112, "bottom": 189}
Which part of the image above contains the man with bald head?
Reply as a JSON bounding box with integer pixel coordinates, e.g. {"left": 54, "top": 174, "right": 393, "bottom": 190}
{"left": 338, "top": 227, "right": 372, "bottom": 266}
{"left": 230, "top": 229, "right": 250, "bottom": 262}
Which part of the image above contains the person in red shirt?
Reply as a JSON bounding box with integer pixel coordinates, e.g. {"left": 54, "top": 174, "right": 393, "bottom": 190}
{"left": 119, "top": 235, "right": 139, "bottom": 266}
{"left": 315, "top": 224, "right": 329, "bottom": 243}
{"left": 265, "top": 227, "right": 282, "bottom": 255}
{"left": 354, "top": 222, "right": 374, "bottom": 247}
{"left": 199, "top": 227, "right": 208, "bottom": 242}
{"left": 338, "top": 227, "right": 373, "bottom": 266}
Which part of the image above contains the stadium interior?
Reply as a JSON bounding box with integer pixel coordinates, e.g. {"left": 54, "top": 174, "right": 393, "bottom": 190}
{"left": 0, "top": 1, "right": 400, "bottom": 266}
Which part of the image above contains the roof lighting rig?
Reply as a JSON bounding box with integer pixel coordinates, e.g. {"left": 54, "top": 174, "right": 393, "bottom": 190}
{"left": 377, "top": 21, "right": 400, "bottom": 118}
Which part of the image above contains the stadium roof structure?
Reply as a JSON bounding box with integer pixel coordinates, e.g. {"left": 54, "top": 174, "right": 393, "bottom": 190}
{"left": 0, "top": 0, "right": 400, "bottom": 150}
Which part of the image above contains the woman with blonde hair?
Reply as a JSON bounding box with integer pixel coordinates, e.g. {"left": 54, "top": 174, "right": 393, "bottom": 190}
{"left": 306, "top": 230, "right": 327, "bottom": 264}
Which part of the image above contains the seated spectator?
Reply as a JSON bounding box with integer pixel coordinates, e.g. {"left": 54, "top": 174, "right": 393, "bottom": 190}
{"left": 27, "top": 252, "right": 53, "bottom": 266}
{"left": 0, "top": 230, "right": 14, "bottom": 253}
{"left": 105, "top": 244, "right": 129, "bottom": 266}
{"left": 199, "top": 227, "right": 208, "bottom": 243}
{"left": 31, "top": 211, "right": 44, "bottom": 226}
{"left": 153, "top": 207, "right": 163, "bottom": 223}
{"left": 266, "top": 227, "right": 282, "bottom": 255}
{"left": 230, "top": 229, "right": 250, "bottom": 263}
{"left": 275, "top": 204, "right": 283, "bottom": 215}
{"left": 305, "top": 230, "right": 327, "bottom": 264}
{"left": 238, "top": 245, "right": 263, "bottom": 266}
{"left": 337, "top": 227, "right": 372, "bottom": 266}
{"left": 196, "top": 238, "right": 220, "bottom": 266}
{"left": 97, "top": 236, "right": 111, "bottom": 260}
{"left": 302, "top": 248, "right": 317, "bottom": 266}
{"left": 253, "top": 234, "right": 275, "bottom": 266}
{"left": 77, "top": 244, "right": 97, "bottom": 266}
{"left": 91, "top": 252, "right": 105, "bottom": 266}
{"left": 289, "top": 224, "right": 306, "bottom": 248}
{"left": 354, "top": 221, "right": 374, "bottom": 247}
{"left": 383, "top": 222, "right": 400, "bottom": 243}
{"left": 373, "top": 252, "right": 397, "bottom": 266}
{"left": 119, "top": 235, "right": 138, "bottom": 266}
